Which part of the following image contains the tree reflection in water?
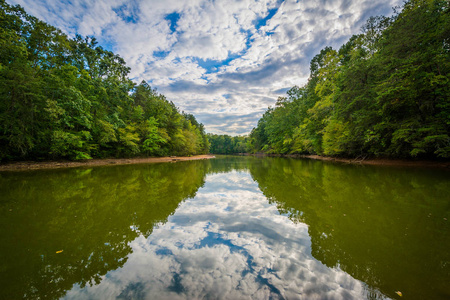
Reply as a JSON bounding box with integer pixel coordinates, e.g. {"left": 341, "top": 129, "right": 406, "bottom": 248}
{"left": 1, "top": 157, "right": 449, "bottom": 299}
{"left": 248, "top": 157, "right": 450, "bottom": 300}
{"left": 0, "top": 161, "right": 207, "bottom": 299}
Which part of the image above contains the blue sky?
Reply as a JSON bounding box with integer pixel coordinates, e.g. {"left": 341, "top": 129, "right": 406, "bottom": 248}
{"left": 10, "top": 0, "right": 402, "bottom": 135}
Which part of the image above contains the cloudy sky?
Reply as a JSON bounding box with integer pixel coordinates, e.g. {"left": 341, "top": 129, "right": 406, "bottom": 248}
{"left": 10, "top": 0, "right": 402, "bottom": 135}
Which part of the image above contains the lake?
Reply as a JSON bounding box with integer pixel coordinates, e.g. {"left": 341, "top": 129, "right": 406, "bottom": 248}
{"left": 1, "top": 156, "right": 449, "bottom": 299}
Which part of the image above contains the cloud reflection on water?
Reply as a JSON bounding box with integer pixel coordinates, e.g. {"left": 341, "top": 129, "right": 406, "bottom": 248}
{"left": 64, "top": 171, "right": 381, "bottom": 300}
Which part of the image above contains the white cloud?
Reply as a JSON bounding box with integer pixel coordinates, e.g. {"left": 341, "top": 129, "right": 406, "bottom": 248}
{"left": 10, "top": 0, "right": 403, "bottom": 135}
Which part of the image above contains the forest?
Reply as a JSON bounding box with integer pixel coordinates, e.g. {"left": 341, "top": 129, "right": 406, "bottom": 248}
{"left": 207, "top": 134, "right": 249, "bottom": 154}
{"left": 211, "top": 0, "right": 450, "bottom": 159}
{"left": 2, "top": 0, "right": 449, "bottom": 161}
{"left": 0, "top": 0, "right": 209, "bottom": 161}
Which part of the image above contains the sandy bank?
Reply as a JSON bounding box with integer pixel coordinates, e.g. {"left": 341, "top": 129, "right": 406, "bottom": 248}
{"left": 0, "top": 155, "right": 216, "bottom": 171}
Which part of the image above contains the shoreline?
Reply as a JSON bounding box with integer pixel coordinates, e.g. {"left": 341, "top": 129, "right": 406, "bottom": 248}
{"left": 2, "top": 153, "right": 449, "bottom": 171}
{"left": 298, "top": 154, "right": 450, "bottom": 169}
{"left": 239, "top": 153, "right": 450, "bottom": 169}
{"left": 0, "top": 155, "right": 216, "bottom": 172}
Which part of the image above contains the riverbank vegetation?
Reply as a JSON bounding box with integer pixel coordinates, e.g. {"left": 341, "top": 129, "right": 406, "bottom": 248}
{"left": 0, "top": 1, "right": 209, "bottom": 162}
{"left": 209, "top": 0, "right": 449, "bottom": 159}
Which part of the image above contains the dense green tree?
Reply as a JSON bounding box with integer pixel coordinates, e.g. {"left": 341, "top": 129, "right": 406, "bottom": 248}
{"left": 0, "top": 1, "right": 208, "bottom": 161}
{"left": 208, "top": 134, "right": 249, "bottom": 154}
{"left": 370, "top": 0, "right": 450, "bottom": 157}
{"left": 249, "top": 0, "right": 450, "bottom": 159}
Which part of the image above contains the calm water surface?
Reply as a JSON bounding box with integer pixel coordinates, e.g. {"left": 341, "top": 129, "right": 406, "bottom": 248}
{"left": 0, "top": 156, "right": 449, "bottom": 299}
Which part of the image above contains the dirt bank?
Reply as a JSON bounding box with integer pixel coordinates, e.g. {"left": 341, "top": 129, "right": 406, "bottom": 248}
{"left": 291, "top": 154, "right": 450, "bottom": 169}
{"left": 0, "top": 155, "right": 216, "bottom": 172}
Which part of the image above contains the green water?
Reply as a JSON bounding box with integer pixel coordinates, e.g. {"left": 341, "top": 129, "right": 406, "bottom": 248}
{"left": 0, "top": 156, "right": 449, "bottom": 299}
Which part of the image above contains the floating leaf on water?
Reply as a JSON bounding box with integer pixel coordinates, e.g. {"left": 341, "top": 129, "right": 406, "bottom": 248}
{"left": 395, "top": 291, "right": 402, "bottom": 297}
{"left": 56, "top": 250, "right": 63, "bottom": 254}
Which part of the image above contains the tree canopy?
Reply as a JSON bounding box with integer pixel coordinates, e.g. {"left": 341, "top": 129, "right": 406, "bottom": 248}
{"left": 0, "top": 0, "right": 209, "bottom": 161}
{"left": 208, "top": 134, "right": 249, "bottom": 154}
{"left": 248, "top": 0, "right": 450, "bottom": 159}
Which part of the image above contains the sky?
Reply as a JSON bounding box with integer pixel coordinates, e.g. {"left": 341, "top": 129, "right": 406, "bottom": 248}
{"left": 10, "top": 0, "right": 402, "bottom": 135}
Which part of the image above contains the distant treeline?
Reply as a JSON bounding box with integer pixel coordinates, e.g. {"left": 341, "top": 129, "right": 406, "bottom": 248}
{"left": 208, "top": 134, "right": 249, "bottom": 154}
{"left": 0, "top": 1, "right": 209, "bottom": 161}
{"left": 247, "top": 0, "right": 449, "bottom": 159}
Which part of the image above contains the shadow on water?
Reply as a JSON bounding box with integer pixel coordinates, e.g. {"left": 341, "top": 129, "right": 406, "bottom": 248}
{"left": 0, "top": 156, "right": 449, "bottom": 299}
